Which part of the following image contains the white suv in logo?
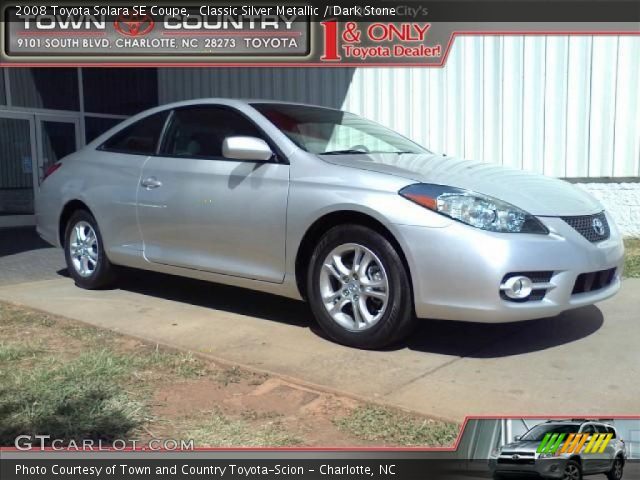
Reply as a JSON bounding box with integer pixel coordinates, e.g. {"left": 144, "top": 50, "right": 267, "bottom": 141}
{"left": 490, "top": 421, "right": 626, "bottom": 480}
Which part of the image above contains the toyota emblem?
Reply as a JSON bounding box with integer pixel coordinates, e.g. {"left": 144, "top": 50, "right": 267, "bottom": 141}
{"left": 114, "top": 14, "right": 155, "bottom": 37}
{"left": 512, "top": 454, "right": 520, "bottom": 460}
{"left": 592, "top": 217, "right": 605, "bottom": 236}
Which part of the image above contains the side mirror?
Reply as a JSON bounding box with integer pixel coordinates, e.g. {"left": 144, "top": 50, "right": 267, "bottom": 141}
{"left": 514, "top": 435, "right": 522, "bottom": 441}
{"left": 222, "top": 136, "right": 273, "bottom": 162}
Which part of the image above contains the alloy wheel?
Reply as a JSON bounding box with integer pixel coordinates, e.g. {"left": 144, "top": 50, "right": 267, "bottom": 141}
{"left": 563, "top": 463, "right": 581, "bottom": 480}
{"left": 318, "top": 243, "right": 389, "bottom": 332}
{"left": 69, "top": 221, "right": 99, "bottom": 278}
{"left": 613, "top": 459, "right": 623, "bottom": 480}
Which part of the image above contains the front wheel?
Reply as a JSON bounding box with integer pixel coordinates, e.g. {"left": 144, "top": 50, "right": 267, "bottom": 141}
{"left": 64, "top": 210, "right": 116, "bottom": 289}
{"left": 563, "top": 460, "right": 582, "bottom": 480}
{"left": 307, "top": 225, "right": 415, "bottom": 349}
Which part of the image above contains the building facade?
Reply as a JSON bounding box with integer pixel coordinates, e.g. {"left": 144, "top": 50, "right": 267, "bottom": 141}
{"left": 0, "top": 68, "right": 158, "bottom": 227}
{"left": 1, "top": 35, "right": 639, "bottom": 233}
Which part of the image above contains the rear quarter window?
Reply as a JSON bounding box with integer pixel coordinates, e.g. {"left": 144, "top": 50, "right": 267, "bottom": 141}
{"left": 99, "top": 110, "right": 169, "bottom": 155}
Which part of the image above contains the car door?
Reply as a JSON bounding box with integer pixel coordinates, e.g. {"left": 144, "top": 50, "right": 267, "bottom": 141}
{"left": 92, "top": 110, "right": 170, "bottom": 259}
{"left": 136, "top": 104, "right": 289, "bottom": 283}
{"left": 595, "top": 425, "right": 617, "bottom": 472}
{"left": 580, "top": 424, "right": 598, "bottom": 474}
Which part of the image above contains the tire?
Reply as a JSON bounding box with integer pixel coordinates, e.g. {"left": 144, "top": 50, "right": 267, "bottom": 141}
{"left": 307, "top": 224, "right": 414, "bottom": 349}
{"left": 64, "top": 209, "right": 116, "bottom": 289}
{"left": 607, "top": 457, "right": 624, "bottom": 480}
{"left": 563, "top": 460, "right": 582, "bottom": 480}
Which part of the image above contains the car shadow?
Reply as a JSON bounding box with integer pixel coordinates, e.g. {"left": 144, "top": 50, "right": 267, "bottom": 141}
{"left": 56, "top": 267, "right": 605, "bottom": 358}
{"left": 115, "top": 267, "right": 313, "bottom": 328}
{"left": 0, "top": 227, "right": 52, "bottom": 258}
{"left": 403, "top": 305, "right": 604, "bottom": 358}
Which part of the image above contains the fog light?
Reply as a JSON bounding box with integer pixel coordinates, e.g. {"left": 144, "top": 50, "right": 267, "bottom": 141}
{"left": 501, "top": 275, "right": 533, "bottom": 299}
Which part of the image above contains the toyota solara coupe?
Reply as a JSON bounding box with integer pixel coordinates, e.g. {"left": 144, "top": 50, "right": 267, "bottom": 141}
{"left": 36, "top": 99, "right": 624, "bottom": 349}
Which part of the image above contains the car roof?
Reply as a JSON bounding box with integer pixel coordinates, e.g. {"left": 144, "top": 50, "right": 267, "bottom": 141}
{"left": 153, "top": 98, "right": 344, "bottom": 112}
{"left": 541, "top": 420, "right": 615, "bottom": 428}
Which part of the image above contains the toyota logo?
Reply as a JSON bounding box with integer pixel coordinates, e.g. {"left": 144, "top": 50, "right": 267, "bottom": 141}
{"left": 114, "top": 14, "right": 155, "bottom": 37}
{"left": 592, "top": 217, "right": 605, "bottom": 236}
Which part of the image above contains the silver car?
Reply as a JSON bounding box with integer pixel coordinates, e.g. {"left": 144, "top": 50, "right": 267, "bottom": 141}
{"left": 490, "top": 420, "right": 627, "bottom": 480}
{"left": 35, "top": 99, "right": 624, "bottom": 349}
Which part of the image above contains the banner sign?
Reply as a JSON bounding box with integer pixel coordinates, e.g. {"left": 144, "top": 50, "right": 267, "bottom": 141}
{"left": 1, "top": 2, "right": 639, "bottom": 65}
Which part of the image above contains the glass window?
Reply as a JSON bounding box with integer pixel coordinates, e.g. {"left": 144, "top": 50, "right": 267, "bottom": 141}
{"left": 40, "top": 121, "right": 78, "bottom": 176}
{"left": 100, "top": 111, "right": 168, "bottom": 155}
{"left": 85, "top": 116, "right": 124, "bottom": 143}
{"left": 0, "top": 118, "right": 34, "bottom": 215}
{"left": 9, "top": 68, "right": 79, "bottom": 111}
{"left": 581, "top": 425, "right": 596, "bottom": 434}
{"left": 607, "top": 427, "right": 617, "bottom": 438}
{"left": 520, "top": 423, "right": 580, "bottom": 441}
{"left": 83, "top": 69, "right": 158, "bottom": 116}
{"left": 252, "top": 103, "right": 426, "bottom": 155}
{"left": 162, "top": 106, "right": 263, "bottom": 159}
{"left": 0, "top": 70, "right": 6, "bottom": 105}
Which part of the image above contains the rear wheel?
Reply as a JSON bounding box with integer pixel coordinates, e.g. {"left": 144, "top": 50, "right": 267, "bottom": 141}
{"left": 307, "top": 224, "right": 414, "bottom": 349}
{"left": 64, "top": 210, "right": 116, "bottom": 289}
{"left": 607, "top": 457, "right": 624, "bottom": 480}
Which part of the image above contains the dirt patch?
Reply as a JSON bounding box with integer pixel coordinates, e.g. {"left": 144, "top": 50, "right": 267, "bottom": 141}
{"left": 153, "top": 379, "right": 252, "bottom": 417}
{"left": 0, "top": 301, "right": 460, "bottom": 447}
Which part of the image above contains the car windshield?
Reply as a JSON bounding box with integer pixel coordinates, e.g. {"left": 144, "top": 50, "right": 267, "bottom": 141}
{"left": 252, "top": 103, "right": 427, "bottom": 156}
{"left": 520, "top": 424, "right": 580, "bottom": 441}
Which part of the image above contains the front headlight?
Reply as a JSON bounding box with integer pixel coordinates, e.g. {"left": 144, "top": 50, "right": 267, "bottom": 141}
{"left": 399, "top": 184, "right": 548, "bottom": 234}
{"left": 538, "top": 453, "right": 556, "bottom": 459}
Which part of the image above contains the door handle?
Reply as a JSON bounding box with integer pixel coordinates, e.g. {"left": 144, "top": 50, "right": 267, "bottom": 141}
{"left": 141, "top": 177, "right": 163, "bottom": 189}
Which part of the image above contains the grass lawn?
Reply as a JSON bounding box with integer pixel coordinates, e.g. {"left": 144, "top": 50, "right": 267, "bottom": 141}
{"left": 624, "top": 238, "right": 640, "bottom": 278}
{"left": 0, "top": 302, "right": 459, "bottom": 448}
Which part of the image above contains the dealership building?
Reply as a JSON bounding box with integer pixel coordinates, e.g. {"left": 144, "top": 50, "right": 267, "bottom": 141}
{"left": 1, "top": 35, "right": 639, "bottom": 234}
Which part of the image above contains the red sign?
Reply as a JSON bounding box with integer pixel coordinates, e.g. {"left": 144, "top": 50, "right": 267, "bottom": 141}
{"left": 114, "top": 14, "right": 155, "bottom": 37}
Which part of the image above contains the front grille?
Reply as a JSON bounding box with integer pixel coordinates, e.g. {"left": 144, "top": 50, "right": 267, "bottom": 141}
{"left": 572, "top": 268, "right": 617, "bottom": 295}
{"left": 561, "top": 211, "right": 610, "bottom": 243}
{"left": 501, "top": 452, "right": 535, "bottom": 457}
{"left": 502, "top": 272, "right": 553, "bottom": 284}
{"left": 497, "top": 458, "right": 536, "bottom": 465}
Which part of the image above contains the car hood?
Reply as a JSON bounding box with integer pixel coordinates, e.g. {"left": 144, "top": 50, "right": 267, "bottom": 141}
{"left": 500, "top": 440, "right": 541, "bottom": 453}
{"left": 321, "top": 153, "right": 602, "bottom": 216}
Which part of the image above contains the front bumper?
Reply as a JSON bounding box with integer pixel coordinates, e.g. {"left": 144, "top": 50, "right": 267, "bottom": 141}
{"left": 489, "top": 457, "right": 568, "bottom": 479}
{"left": 394, "top": 212, "right": 624, "bottom": 322}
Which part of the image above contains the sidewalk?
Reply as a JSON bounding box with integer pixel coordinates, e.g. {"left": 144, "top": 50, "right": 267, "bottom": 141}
{"left": 0, "top": 263, "right": 638, "bottom": 421}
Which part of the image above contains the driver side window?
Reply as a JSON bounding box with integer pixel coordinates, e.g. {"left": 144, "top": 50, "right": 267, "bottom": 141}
{"left": 161, "top": 106, "right": 263, "bottom": 159}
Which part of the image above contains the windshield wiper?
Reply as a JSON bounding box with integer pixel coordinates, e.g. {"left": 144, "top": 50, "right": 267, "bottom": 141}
{"left": 319, "top": 149, "right": 369, "bottom": 155}
{"left": 320, "top": 149, "right": 422, "bottom": 155}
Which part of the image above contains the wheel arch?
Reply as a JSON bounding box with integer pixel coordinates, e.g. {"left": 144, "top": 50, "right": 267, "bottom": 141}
{"left": 568, "top": 455, "right": 582, "bottom": 466}
{"left": 294, "top": 210, "right": 413, "bottom": 301}
{"left": 59, "top": 199, "right": 94, "bottom": 246}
